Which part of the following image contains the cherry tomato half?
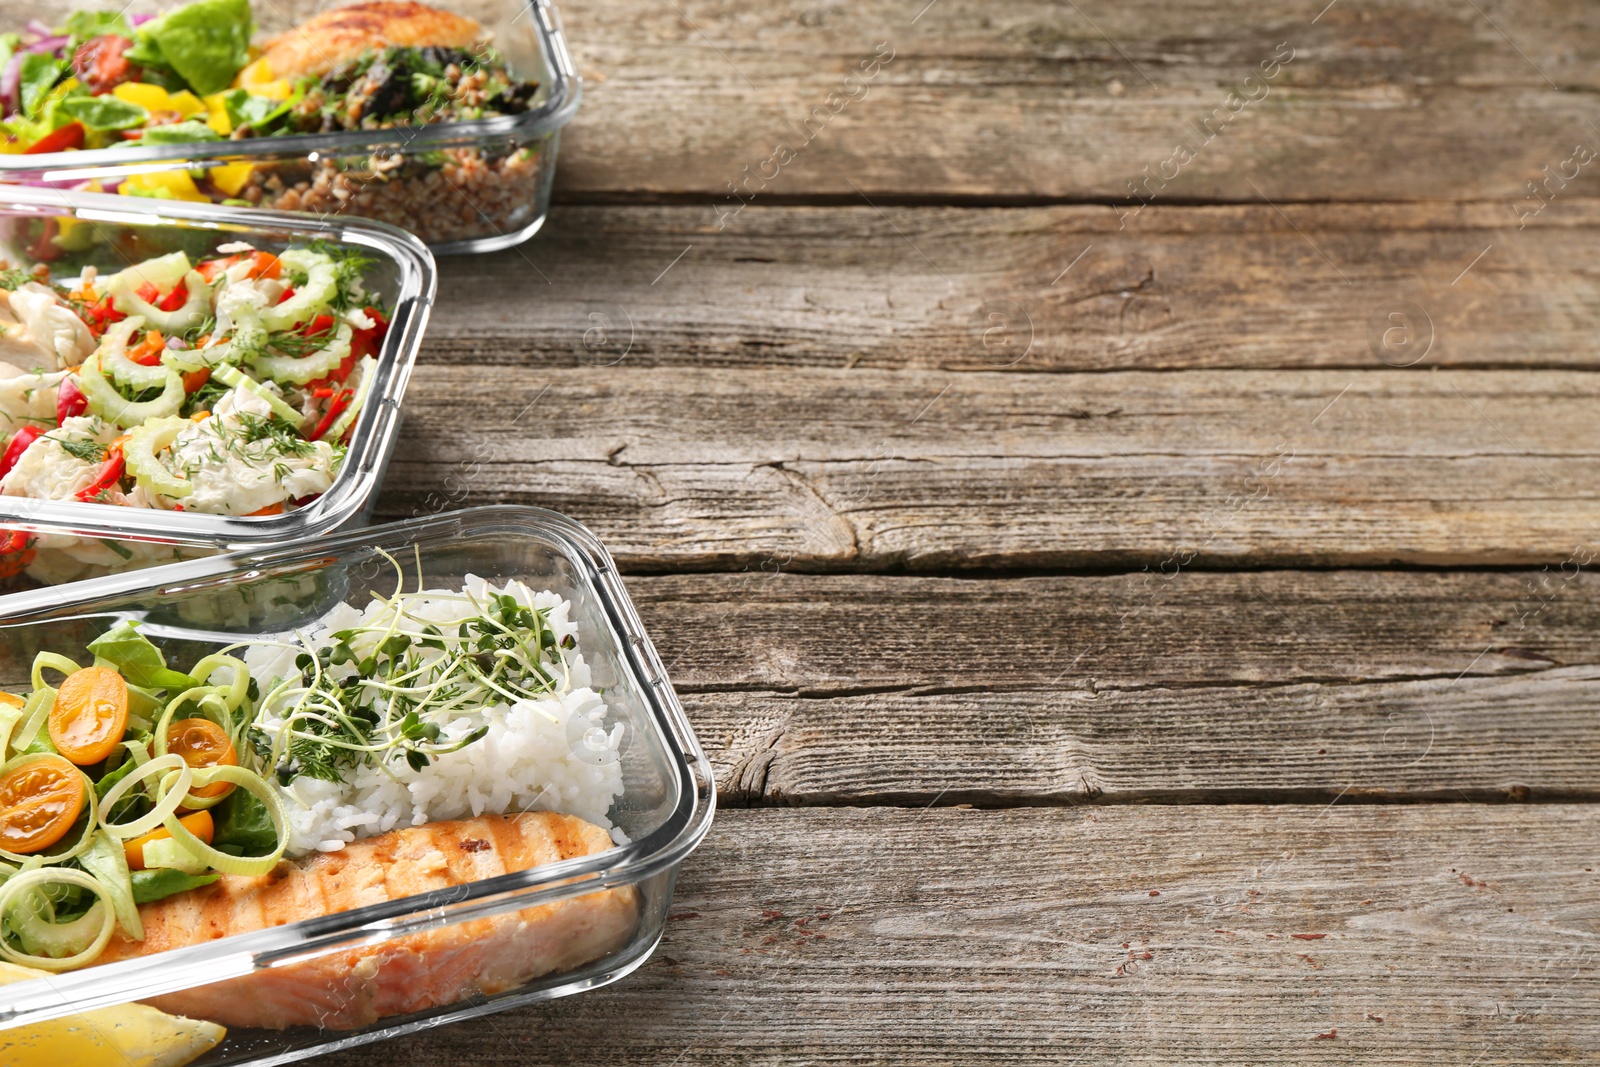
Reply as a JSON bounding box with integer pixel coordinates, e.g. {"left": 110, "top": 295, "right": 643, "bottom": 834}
{"left": 0, "top": 755, "right": 86, "bottom": 854}
{"left": 124, "top": 809, "right": 214, "bottom": 870}
{"left": 49, "top": 666, "right": 129, "bottom": 766}
{"left": 167, "top": 717, "right": 237, "bottom": 800}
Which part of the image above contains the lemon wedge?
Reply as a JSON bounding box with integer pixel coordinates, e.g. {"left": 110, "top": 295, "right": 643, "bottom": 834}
{"left": 0, "top": 960, "right": 225, "bottom": 1067}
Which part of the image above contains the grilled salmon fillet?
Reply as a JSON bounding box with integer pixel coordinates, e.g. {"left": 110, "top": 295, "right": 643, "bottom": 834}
{"left": 98, "top": 812, "right": 638, "bottom": 1031}
{"left": 259, "top": 1, "right": 485, "bottom": 81}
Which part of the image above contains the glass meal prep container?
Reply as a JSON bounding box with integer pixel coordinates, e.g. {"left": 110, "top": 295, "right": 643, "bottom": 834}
{"left": 0, "top": 0, "right": 582, "bottom": 254}
{"left": 0, "top": 504, "right": 715, "bottom": 1066}
{"left": 0, "top": 184, "right": 435, "bottom": 587}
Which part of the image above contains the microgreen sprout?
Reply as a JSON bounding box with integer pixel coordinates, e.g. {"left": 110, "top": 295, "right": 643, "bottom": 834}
{"left": 246, "top": 549, "right": 574, "bottom": 785}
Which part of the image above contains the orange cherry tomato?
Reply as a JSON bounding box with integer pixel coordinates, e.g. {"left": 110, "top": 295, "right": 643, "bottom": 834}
{"left": 49, "top": 666, "right": 129, "bottom": 766}
{"left": 0, "top": 692, "right": 23, "bottom": 709}
{"left": 0, "top": 755, "right": 86, "bottom": 854}
{"left": 167, "top": 718, "right": 237, "bottom": 800}
{"left": 124, "top": 809, "right": 214, "bottom": 870}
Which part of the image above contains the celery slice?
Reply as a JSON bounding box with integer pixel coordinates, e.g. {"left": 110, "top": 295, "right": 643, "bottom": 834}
{"left": 124, "top": 415, "right": 194, "bottom": 500}
{"left": 78, "top": 353, "right": 185, "bottom": 428}
{"left": 210, "top": 364, "right": 304, "bottom": 425}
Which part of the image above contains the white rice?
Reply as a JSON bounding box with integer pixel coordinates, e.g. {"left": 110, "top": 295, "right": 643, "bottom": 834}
{"left": 244, "top": 575, "right": 626, "bottom": 856}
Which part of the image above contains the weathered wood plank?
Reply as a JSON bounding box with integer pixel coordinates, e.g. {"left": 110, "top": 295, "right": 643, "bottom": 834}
{"left": 429, "top": 201, "right": 1600, "bottom": 372}
{"left": 626, "top": 571, "right": 1582, "bottom": 694}
{"left": 322, "top": 805, "right": 1600, "bottom": 1066}
{"left": 552, "top": 0, "right": 1600, "bottom": 202}
{"left": 622, "top": 571, "right": 1600, "bottom": 803}
{"left": 377, "top": 366, "right": 1600, "bottom": 570}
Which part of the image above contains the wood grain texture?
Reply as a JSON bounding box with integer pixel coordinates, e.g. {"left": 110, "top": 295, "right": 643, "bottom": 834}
{"left": 429, "top": 201, "right": 1600, "bottom": 372}
{"left": 321, "top": 805, "right": 1600, "bottom": 1066}
{"left": 553, "top": 0, "right": 1600, "bottom": 202}
{"left": 376, "top": 365, "right": 1600, "bottom": 570}
{"left": 623, "top": 570, "right": 1600, "bottom": 804}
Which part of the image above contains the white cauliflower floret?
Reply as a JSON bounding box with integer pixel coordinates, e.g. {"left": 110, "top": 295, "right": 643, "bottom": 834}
{"left": 164, "top": 387, "right": 338, "bottom": 515}
{"left": 0, "top": 416, "right": 121, "bottom": 501}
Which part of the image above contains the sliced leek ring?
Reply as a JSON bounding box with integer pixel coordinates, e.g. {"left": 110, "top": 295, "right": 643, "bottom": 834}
{"left": 0, "top": 867, "right": 116, "bottom": 971}
{"left": 161, "top": 766, "right": 286, "bottom": 877}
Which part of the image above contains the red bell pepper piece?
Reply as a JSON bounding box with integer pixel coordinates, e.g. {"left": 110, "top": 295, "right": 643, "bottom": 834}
{"left": 308, "top": 389, "right": 353, "bottom": 441}
{"left": 0, "top": 426, "right": 43, "bottom": 480}
{"left": 24, "top": 122, "right": 85, "bottom": 155}
{"left": 275, "top": 286, "right": 296, "bottom": 305}
{"left": 56, "top": 377, "right": 87, "bottom": 424}
{"left": 351, "top": 307, "right": 388, "bottom": 360}
{"left": 157, "top": 283, "right": 188, "bottom": 312}
{"left": 74, "top": 447, "right": 125, "bottom": 502}
{"left": 305, "top": 308, "right": 387, "bottom": 392}
{"left": 77, "top": 296, "right": 126, "bottom": 338}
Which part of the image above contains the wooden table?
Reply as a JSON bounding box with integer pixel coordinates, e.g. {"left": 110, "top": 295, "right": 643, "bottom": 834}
{"left": 333, "top": 0, "right": 1600, "bottom": 1061}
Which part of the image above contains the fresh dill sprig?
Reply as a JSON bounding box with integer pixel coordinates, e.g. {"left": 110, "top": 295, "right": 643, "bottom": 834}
{"left": 231, "top": 413, "right": 316, "bottom": 457}
{"left": 55, "top": 437, "right": 108, "bottom": 464}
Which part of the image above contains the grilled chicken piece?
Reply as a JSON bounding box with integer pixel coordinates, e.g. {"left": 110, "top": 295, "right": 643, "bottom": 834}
{"left": 98, "top": 812, "right": 638, "bottom": 1030}
{"left": 258, "top": 1, "right": 485, "bottom": 81}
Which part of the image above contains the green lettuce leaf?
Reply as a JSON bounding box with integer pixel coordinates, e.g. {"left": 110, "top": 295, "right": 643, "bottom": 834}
{"left": 137, "top": 120, "right": 223, "bottom": 145}
{"left": 130, "top": 867, "right": 220, "bottom": 904}
{"left": 220, "top": 88, "right": 277, "bottom": 128}
{"left": 210, "top": 789, "right": 276, "bottom": 856}
{"left": 63, "top": 11, "right": 133, "bottom": 40}
{"left": 131, "top": 0, "right": 253, "bottom": 96}
{"left": 19, "top": 54, "right": 65, "bottom": 120}
{"left": 59, "top": 94, "right": 148, "bottom": 132}
{"left": 87, "top": 620, "right": 199, "bottom": 691}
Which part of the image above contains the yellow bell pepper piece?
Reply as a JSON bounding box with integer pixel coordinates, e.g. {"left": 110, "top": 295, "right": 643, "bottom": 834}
{"left": 121, "top": 170, "right": 213, "bottom": 203}
{"left": 209, "top": 161, "right": 255, "bottom": 196}
{"left": 113, "top": 82, "right": 172, "bottom": 112}
{"left": 0, "top": 960, "right": 226, "bottom": 1067}
{"left": 112, "top": 83, "right": 205, "bottom": 118}
{"left": 234, "top": 57, "right": 272, "bottom": 87}
{"left": 166, "top": 91, "right": 205, "bottom": 118}
{"left": 202, "top": 93, "right": 232, "bottom": 135}
{"left": 234, "top": 57, "right": 292, "bottom": 100}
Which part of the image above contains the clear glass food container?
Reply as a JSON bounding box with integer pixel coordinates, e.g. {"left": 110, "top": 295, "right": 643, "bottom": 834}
{"left": 0, "top": 184, "right": 435, "bottom": 586}
{"left": 0, "top": 504, "right": 715, "bottom": 1065}
{"left": 0, "top": 0, "right": 582, "bottom": 254}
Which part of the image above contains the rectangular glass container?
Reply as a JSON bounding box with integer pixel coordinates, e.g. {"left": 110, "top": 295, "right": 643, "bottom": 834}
{"left": 0, "top": 184, "right": 435, "bottom": 585}
{"left": 0, "top": 504, "right": 715, "bottom": 1065}
{"left": 0, "top": 0, "right": 582, "bottom": 254}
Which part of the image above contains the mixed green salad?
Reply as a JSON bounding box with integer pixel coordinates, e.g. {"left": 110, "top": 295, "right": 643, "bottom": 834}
{"left": 0, "top": 623, "right": 285, "bottom": 972}
{"left": 0, "top": 1, "right": 540, "bottom": 203}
